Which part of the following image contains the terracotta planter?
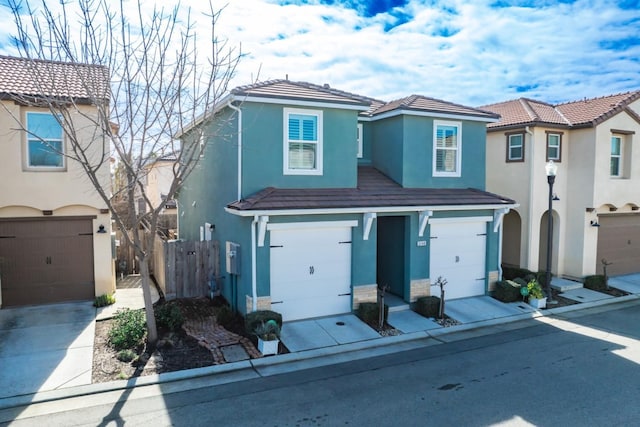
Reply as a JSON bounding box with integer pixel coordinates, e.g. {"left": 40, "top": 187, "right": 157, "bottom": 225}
{"left": 257, "top": 338, "right": 279, "bottom": 356}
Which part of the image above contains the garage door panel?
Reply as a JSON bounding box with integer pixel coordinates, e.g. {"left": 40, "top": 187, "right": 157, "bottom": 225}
{"left": 430, "top": 221, "right": 487, "bottom": 300}
{"left": 270, "top": 226, "right": 352, "bottom": 321}
{"left": 596, "top": 214, "right": 640, "bottom": 276}
{"left": 0, "top": 218, "right": 95, "bottom": 307}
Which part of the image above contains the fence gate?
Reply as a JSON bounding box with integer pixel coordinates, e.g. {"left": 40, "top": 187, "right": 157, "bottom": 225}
{"left": 153, "top": 237, "right": 219, "bottom": 300}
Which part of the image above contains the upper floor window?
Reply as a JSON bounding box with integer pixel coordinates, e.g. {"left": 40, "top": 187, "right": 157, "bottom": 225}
{"left": 357, "top": 123, "right": 363, "bottom": 159}
{"left": 546, "top": 132, "right": 562, "bottom": 162}
{"left": 506, "top": 132, "right": 524, "bottom": 162}
{"left": 610, "top": 135, "right": 622, "bottom": 177}
{"left": 433, "top": 120, "right": 462, "bottom": 177}
{"left": 283, "top": 108, "right": 323, "bottom": 175}
{"left": 25, "top": 112, "right": 64, "bottom": 169}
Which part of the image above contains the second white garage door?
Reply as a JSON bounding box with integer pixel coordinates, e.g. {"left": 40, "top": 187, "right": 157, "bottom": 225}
{"left": 429, "top": 219, "right": 487, "bottom": 299}
{"left": 269, "top": 223, "right": 353, "bottom": 321}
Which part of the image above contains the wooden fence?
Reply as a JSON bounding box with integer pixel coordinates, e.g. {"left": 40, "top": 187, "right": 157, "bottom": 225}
{"left": 153, "top": 236, "right": 219, "bottom": 300}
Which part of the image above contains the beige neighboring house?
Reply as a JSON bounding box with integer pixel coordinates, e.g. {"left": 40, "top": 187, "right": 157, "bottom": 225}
{"left": 142, "top": 153, "right": 178, "bottom": 215}
{"left": 0, "top": 55, "right": 115, "bottom": 307}
{"left": 482, "top": 91, "right": 640, "bottom": 279}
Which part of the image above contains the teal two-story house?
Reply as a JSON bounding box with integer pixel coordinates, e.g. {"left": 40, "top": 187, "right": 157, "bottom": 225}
{"left": 178, "top": 80, "right": 516, "bottom": 321}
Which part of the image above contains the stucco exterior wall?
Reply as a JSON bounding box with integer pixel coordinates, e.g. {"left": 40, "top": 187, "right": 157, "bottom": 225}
{"left": 0, "top": 100, "right": 115, "bottom": 299}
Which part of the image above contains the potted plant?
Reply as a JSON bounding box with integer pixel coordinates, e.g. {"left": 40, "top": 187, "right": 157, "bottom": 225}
{"left": 254, "top": 319, "right": 280, "bottom": 356}
{"left": 526, "top": 279, "right": 546, "bottom": 309}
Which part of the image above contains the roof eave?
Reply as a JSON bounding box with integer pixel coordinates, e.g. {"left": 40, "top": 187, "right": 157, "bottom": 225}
{"left": 224, "top": 202, "right": 518, "bottom": 217}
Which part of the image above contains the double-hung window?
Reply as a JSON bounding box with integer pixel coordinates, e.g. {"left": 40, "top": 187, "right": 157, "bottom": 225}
{"left": 610, "top": 135, "right": 622, "bottom": 177}
{"left": 25, "top": 112, "right": 64, "bottom": 169}
{"left": 546, "top": 132, "right": 562, "bottom": 162}
{"left": 433, "top": 120, "right": 461, "bottom": 177}
{"left": 284, "top": 108, "right": 323, "bottom": 175}
{"left": 506, "top": 132, "right": 524, "bottom": 162}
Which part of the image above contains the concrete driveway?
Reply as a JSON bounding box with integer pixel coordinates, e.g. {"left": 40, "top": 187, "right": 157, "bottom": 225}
{"left": 0, "top": 302, "right": 95, "bottom": 399}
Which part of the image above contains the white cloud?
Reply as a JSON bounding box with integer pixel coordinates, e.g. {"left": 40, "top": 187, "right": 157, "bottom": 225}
{"left": 0, "top": 0, "right": 638, "bottom": 106}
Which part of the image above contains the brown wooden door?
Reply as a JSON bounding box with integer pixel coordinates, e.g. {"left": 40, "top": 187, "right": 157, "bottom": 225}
{"left": 0, "top": 218, "right": 95, "bottom": 307}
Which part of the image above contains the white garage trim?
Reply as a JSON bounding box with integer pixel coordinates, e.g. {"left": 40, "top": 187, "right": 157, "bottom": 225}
{"left": 429, "top": 216, "right": 492, "bottom": 224}
{"left": 267, "top": 220, "right": 358, "bottom": 231}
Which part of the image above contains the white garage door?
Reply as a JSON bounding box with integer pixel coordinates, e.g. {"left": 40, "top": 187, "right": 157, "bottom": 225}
{"left": 269, "top": 224, "right": 353, "bottom": 321}
{"left": 429, "top": 220, "right": 487, "bottom": 299}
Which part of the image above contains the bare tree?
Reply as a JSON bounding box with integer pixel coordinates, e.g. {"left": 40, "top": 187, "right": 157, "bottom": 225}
{"left": 5, "top": 0, "right": 241, "bottom": 346}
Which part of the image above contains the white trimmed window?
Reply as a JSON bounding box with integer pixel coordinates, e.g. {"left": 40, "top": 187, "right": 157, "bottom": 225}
{"left": 546, "top": 132, "right": 562, "bottom": 161}
{"left": 507, "top": 133, "right": 524, "bottom": 162}
{"left": 610, "top": 135, "right": 622, "bottom": 177}
{"left": 25, "top": 112, "right": 65, "bottom": 169}
{"left": 283, "top": 108, "right": 323, "bottom": 175}
{"left": 433, "top": 120, "right": 462, "bottom": 177}
{"left": 357, "top": 123, "right": 363, "bottom": 159}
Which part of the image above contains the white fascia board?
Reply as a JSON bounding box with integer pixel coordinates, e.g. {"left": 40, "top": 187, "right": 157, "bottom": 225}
{"left": 235, "top": 95, "right": 370, "bottom": 111}
{"left": 174, "top": 93, "right": 234, "bottom": 138}
{"left": 429, "top": 216, "right": 493, "bottom": 224}
{"left": 225, "top": 203, "right": 519, "bottom": 217}
{"left": 371, "top": 109, "right": 499, "bottom": 123}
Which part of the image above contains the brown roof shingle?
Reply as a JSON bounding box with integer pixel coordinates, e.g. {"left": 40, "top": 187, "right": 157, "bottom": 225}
{"left": 231, "top": 79, "right": 377, "bottom": 108}
{"left": 481, "top": 91, "right": 640, "bottom": 130}
{"left": 227, "top": 166, "right": 514, "bottom": 211}
{"left": 371, "top": 94, "right": 500, "bottom": 120}
{"left": 0, "top": 55, "right": 109, "bottom": 101}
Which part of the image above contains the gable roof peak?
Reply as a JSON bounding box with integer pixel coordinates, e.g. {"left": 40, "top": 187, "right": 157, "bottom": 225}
{"left": 231, "top": 79, "right": 376, "bottom": 107}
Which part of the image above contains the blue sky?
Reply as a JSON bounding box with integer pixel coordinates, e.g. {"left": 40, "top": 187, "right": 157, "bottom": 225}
{"left": 0, "top": 0, "right": 639, "bottom": 106}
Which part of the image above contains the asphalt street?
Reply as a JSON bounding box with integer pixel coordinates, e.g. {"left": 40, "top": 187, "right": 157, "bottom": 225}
{"left": 3, "top": 301, "right": 640, "bottom": 427}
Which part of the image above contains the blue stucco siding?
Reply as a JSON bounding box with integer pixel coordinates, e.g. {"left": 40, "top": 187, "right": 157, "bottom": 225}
{"left": 240, "top": 103, "right": 359, "bottom": 196}
{"left": 370, "top": 116, "right": 404, "bottom": 185}
{"left": 370, "top": 115, "right": 488, "bottom": 189}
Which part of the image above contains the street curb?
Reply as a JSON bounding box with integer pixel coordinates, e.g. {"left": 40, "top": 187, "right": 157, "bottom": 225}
{"left": 1, "top": 292, "right": 638, "bottom": 411}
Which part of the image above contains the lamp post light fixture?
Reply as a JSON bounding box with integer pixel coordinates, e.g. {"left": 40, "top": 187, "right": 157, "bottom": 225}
{"left": 545, "top": 160, "right": 558, "bottom": 304}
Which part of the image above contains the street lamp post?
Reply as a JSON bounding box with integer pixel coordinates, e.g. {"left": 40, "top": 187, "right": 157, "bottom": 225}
{"left": 545, "top": 160, "right": 558, "bottom": 304}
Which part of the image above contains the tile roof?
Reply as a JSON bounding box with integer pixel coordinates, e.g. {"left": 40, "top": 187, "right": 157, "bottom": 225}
{"left": 231, "top": 79, "right": 377, "bottom": 108}
{"left": 227, "top": 166, "right": 514, "bottom": 211}
{"left": 481, "top": 91, "right": 640, "bottom": 130}
{"left": 370, "top": 94, "right": 500, "bottom": 120}
{"left": 0, "top": 55, "right": 109, "bottom": 101}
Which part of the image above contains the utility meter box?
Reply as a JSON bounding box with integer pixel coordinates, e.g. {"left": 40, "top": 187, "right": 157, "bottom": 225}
{"left": 226, "top": 241, "right": 240, "bottom": 275}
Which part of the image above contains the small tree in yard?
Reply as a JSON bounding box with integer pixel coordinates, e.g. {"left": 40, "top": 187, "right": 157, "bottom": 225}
{"left": 5, "top": 0, "right": 241, "bottom": 347}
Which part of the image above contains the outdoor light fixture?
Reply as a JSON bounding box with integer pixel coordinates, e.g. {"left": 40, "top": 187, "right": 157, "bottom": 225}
{"left": 97, "top": 225, "right": 107, "bottom": 233}
{"left": 545, "top": 161, "right": 558, "bottom": 304}
{"left": 590, "top": 220, "right": 600, "bottom": 227}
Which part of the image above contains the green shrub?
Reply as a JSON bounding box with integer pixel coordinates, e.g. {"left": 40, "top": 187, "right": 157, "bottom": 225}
{"left": 215, "top": 305, "right": 235, "bottom": 328}
{"left": 245, "top": 310, "right": 282, "bottom": 335}
{"left": 584, "top": 275, "right": 606, "bottom": 291}
{"left": 94, "top": 293, "right": 116, "bottom": 307}
{"left": 155, "top": 303, "right": 184, "bottom": 331}
{"left": 412, "top": 296, "right": 441, "bottom": 318}
{"left": 357, "top": 302, "right": 389, "bottom": 324}
{"left": 535, "top": 272, "right": 548, "bottom": 288}
{"left": 494, "top": 280, "right": 521, "bottom": 303}
{"left": 108, "top": 308, "right": 146, "bottom": 351}
{"left": 502, "top": 266, "right": 534, "bottom": 281}
{"left": 116, "top": 349, "right": 138, "bottom": 363}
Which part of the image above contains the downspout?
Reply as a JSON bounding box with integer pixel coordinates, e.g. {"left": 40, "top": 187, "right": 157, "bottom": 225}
{"left": 525, "top": 126, "right": 535, "bottom": 270}
{"left": 250, "top": 215, "right": 258, "bottom": 312}
{"left": 227, "top": 101, "right": 242, "bottom": 202}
